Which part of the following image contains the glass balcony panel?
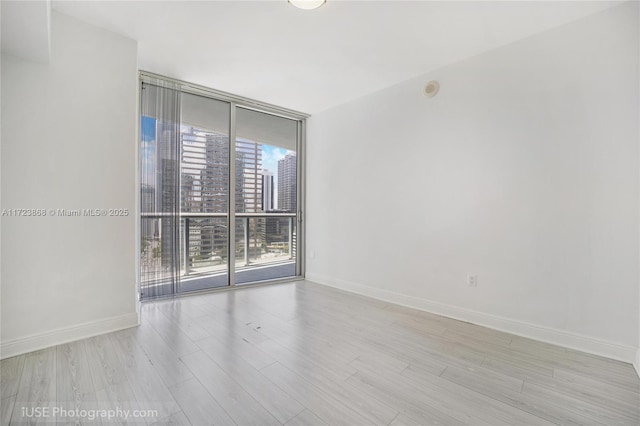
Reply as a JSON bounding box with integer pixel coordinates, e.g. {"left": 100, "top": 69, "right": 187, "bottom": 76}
{"left": 235, "top": 216, "right": 296, "bottom": 285}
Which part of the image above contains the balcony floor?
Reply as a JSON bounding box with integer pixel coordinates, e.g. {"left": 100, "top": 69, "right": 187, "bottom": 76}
{"left": 182, "top": 261, "right": 296, "bottom": 291}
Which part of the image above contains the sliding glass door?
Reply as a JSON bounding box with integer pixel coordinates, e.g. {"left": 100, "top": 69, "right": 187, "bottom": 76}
{"left": 179, "top": 93, "right": 231, "bottom": 293}
{"left": 139, "top": 74, "right": 305, "bottom": 300}
{"left": 234, "top": 108, "right": 299, "bottom": 285}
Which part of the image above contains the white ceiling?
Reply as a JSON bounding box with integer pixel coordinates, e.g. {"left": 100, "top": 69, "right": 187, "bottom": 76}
{"left": 50, "top": 1, "right": 621, "bottom": 114}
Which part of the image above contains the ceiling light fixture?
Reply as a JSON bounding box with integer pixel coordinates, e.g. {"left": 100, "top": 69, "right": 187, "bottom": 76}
{"left": 289, "top": 0, "right": 326, "bottom": 10}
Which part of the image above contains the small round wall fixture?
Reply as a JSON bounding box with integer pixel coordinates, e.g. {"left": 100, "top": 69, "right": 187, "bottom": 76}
{"left": 424, "top": 80, "right": 440, "bottom": 98}
{"left": 289, "top": 0, "right": 326, "bottom": 10}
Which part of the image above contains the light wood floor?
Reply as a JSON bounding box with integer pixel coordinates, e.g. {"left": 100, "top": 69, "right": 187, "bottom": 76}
{"left": 2, "top": 281, "right": 639, "bottom": 425}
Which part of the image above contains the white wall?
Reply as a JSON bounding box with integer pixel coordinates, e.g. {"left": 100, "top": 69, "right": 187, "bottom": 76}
{"left": 637, "top": 0, "right": 640, "bottom": 378}
{"left": 1, "top": 0, "right": 51, "bottom": 64}
{"left": 307, "top": 2, "right": 639, "bottom": 362}
{"left": 1, "top": 11, "right": 138, "bottom": 358}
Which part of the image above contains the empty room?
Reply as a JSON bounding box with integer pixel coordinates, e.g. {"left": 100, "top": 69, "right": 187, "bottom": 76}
{"left": 1, "top": 0, "right": 639, "bottom": 425}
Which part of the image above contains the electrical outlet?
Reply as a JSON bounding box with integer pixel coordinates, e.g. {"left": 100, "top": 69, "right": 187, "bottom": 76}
{"left": 467, "top": 275, "right": 478, "bottom": 287}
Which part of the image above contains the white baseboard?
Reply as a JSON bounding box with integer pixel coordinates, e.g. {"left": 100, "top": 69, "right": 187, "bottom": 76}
{"left": 306, "top": 273, "right": 637, "bottom": 364}
{"left": 634, "top": 348, "right": 640, "bottom": 378}
{"left": 0, "top": 312, "right": 140, "bottom": 359}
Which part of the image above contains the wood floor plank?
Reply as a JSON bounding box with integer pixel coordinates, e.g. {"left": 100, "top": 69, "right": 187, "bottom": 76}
{"left": 13, "top": 348, "right": 56, "bottom": 425}
{"left": 195, "top": 333, "right": 276, "bottom": 371}
{"left": 441, "top": 362, "right": 525, "bottom": 395}
{"left": 565, "top": 349, "right": 639, "bottom": 379}
{"left": 400, "top": 364, "right": 554, "bottom": 426}
{"left": 2, "top": 396, "right": 16, "bottom": 425}
{"left": 255, "top": 336, "right": 401, "bottom": 426}
{"left": 1, "top": 355, "right": 25, "bottom": 399}
{"left": 155, "top": 304, "right": 212, "bottom": 341}
{"left": 552, "top": 367, "right": 640, "bottom": 406}
{"left": 93, "top": 382, "right": 142, "bottom": 426}
{"left": 389, "top": 413, "right": 431, "bottom": 426}
{"left": 206, "top": 313, "right": 272, "bottom": 347}
{"left": 168, "top": 378, "right": 234, "bottom": 426}
{"left": 271, "top": 352, "right": 399, "bottom": 426}
{"left": 180, "top": 350, "right": 279, "bottom": 426}
{"left": 142, "top": 307, "right": 200, "bottom": 357}
{"left": 350, "top": 351, "right": 409, "bottom": 375}
{"left": 284, "top": 409, "right": 327, "bottom": 426}
{"left": 524, "top": 371, "right": 639, "bottom": 421}
{"left": 389, "top": 313, "right": 449, "bottom": 337}
{"left": 356, "top": 326, "right": 471, "bottom": 374}
{"left": 85, "top": 334, "right": 129, "bottom": 391}
{"left": 246, "top": 311, "right": 306, "bottom": 342}
{"left": 353, "top": 354, "right": 551, "bottom": 426}
{"left": 109, "top": 332, "right": 181, "bottom": 422}
{"left": 345, "top": 371, "right": 468, "bottom": 425}
{"left": 125, "top": 324, "right": 194, "bottom": 388}
{"left": 286, "top": 313, "right": 387, "bottom": 364}
{"left": 85, "top": 332, "right": 142, "bottom": 425}
{"left": 440, "top": 363, "right": 608, "bottom": 426}
{"left": 319, "top": 325, "right": 417, "bottom": 372}
{"left": 148, "top": 411, "right": 191, "bottom": 426}
{"left": 509, "top": 336, "right": 568, "bottom": 359}
{"left": 56, "top": 341, "right": 98, "bottom": 416}
{"left": 459, "top": 342, "right": 559, "bottom": 383}
{"left": 256, "top": 338, "right": 357, "bottom": 383}
{"left": 193, "top": 336, "right": 304, "bottom": 424}
{"left": 351, "top": 347, "right": 445, "bottom": 377}
{"left": 522, "top": 380, "right": 638, "bottom": 425}
{"left": 260, "top": 362, "right": 371, "bottom": 426}
{"left": 381, "top": 303, "right": 465, "bottom": 331}
{"left": 271, "top": 330, "right": 360, "bottom": 365}
{"left": 554, "top": 363, "right": 640, "bottom": 394}
{"left": 442, "top": 327, "right": 514, "bottom": 350}
{"left": 480, "top": 353, "right": 555, "bottom": 381}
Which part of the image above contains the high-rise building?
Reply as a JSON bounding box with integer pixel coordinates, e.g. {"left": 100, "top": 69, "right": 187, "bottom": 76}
{"left": 261, "top": 170, "right": 274, "bottom": 212}
{"left": 140, "top": 184, "right": 156, "bottom": 240}
{"left": 202, "top": 132, "right": 230, "bottom": 213}
{"left": 235, "top": 139, "right": 264, "bottom": 259}
{"left": 180, "top": 128, "right": 229, "bottom": 214}
{"left": 236, "top": 139, "right": 262, "bottom": 213}
{"left": 277, "top": 153, "right": 297, "bottom": 212}
{"left": 181, "top": 127, "right": 231, "bottom": 263}
{"left": 156, "top": 120, "right": 179, "bottom": 268}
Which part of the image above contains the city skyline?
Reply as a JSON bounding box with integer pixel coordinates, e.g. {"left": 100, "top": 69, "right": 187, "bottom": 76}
{"left": 141, "top": 116, "right": 298, "bottom": 279}
{"left": 141, "top": 116, "right": 295, "bottom": 212}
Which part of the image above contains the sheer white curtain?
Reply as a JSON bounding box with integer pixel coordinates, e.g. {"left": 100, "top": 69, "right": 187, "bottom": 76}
{"left": 140, "top": 79, "right": 181, "bottom": 299}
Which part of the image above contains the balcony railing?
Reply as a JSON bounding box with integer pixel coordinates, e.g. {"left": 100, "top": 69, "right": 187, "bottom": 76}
{"left": 140, "top": 212, "right": 297, "bottom": 288}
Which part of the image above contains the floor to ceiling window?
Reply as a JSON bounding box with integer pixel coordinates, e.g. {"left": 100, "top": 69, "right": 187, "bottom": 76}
{"left": 139, "top": 73, "right": 306, "bottom": 300}
{"left": 234, "top": 108, "right": 299, "bottom": 285}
